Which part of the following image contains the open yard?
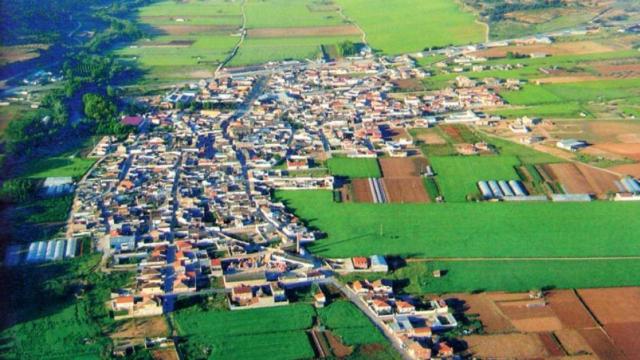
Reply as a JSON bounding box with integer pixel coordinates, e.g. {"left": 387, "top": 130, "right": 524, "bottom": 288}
{"left": 336, "top": 0, "right": 485, "bottom": 54}
{"left": 276, "top": 190, "right": 640, "bottom": 259}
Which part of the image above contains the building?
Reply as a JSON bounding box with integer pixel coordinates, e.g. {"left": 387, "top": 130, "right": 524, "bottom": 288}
{"left": 556, "top": 139, "right": 588, "bottom": 152}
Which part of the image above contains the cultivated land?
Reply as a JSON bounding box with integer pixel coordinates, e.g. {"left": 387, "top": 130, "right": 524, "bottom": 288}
{"left": 174, "top": 304, "right": 316, "bottom": 360}
{"left": 277, "top": 190, "right": 640, "bottom": 259}
{"left": 430, "top": 155, "right": 521, "bottom": 202}
{"left": 336, "top": 0, "right": 485, "bottom": 54}
{"left": 327, "top": 157, "right": 381, "bottom": 178}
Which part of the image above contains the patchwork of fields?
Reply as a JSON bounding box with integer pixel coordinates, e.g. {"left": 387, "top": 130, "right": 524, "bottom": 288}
{"left": 174, "top": 300, "right": 397, "bottom": 360}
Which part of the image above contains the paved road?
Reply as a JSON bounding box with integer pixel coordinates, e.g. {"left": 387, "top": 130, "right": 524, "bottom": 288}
{"left": 326, "top": 278, "right": 413, "bottom": 360}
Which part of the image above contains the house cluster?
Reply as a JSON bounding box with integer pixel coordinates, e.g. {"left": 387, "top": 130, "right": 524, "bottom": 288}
{"left": 349, "top": 279, "right": 458, "bottom": 359}
{"left": 61, "top": 55, "right": 514, "bottom": 318}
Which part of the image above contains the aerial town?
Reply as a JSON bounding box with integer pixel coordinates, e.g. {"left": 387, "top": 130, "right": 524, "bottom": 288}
{"left": 3, "top": 0, "right": 640, "bottom": 359}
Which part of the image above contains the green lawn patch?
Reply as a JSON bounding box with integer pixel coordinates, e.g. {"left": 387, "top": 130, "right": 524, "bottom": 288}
{"left": 276, "top": 190, "right": 640, "bottom": 259}
{"left": 326, "top": 157, "right": 381, "bottom": 178}
{"left": 430, "top": 155, "right": 521, "bottom": 202}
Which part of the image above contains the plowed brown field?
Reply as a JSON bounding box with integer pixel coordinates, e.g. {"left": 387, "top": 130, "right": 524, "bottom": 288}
{"left": 352, "top": 179, "right": 373, "bottom": 203}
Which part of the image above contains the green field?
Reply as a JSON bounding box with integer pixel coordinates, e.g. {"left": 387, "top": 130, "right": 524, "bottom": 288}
{"left": 342, "top": 259, "right": 640, "bottom": 294}
{"left": 501, "top": 78, "right": 640, "bottom": 106}
{"left": 19, "top": 156, "right": 95, "bottom": 179}
{"left": 318, "top": 300, "right": 386, "bottom": 346}
{"left": 326, "top": 157, "right": 381, "bottom": 178}
{"left": 276, "top": 190, "right": 640, "bottom": 258}
{"left": 174, "top": 304, "right": 315, "bottom": 360}
{"left": 430, "top": 155, "right": 521, "bottom": 202}
{"left": 1, "top": 255, "right": 131, "bottom": 360}
{"left": 245, "top": 0, "right": 346, "bottom": 28}
{"left": 230, "top": 35, "right": 360, "bottom": 66}
{"left": 336, "top": 0, "right": 485, "bottom": 54}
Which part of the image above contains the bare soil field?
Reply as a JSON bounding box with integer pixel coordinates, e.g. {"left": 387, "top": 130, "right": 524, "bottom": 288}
{"left": 578, "top": 288, "right": 640, "bottom": 325}
{"left": 382, "top": 178, "right": 430, "bottom": 203}
{"left": 555, "top": 329, "right": 594, "bottom": 356}
{"left": 111, "top": 316, "right": 169, "bottom": 339}
{"left": 153, "top": 24, "right": 238, "bottom": 36}
{"left": 379, "top": 158, "right": 420, "bottom": 178}
{"left": 586, "top": 121, "right": 640, "bottom": 143}
{"left": 594, "top": 63, "right": 640, "bottom": 78}
{"left": 247, "top": 25, "right": 360, "bottom": 38}
{"left": 578, "top": 328, "right": 626, "bottom": 360}
{"left": 535, "top": 75, "right": 602, "bottom": 84}
{"left": 465, "top": 333, "right": 549, "bottom": 359}
{"left": 610, "top": 163, "right": 640, "bottom": 178}
{"left": 592, "top": 143, "right": 640, "bottom": 161}
{"left": 546, "top": 290, "right": 597, "bottom": 329}
{"left": 352, "top": 178, "right": 373, "bottom": 203}
{"left": 451, "top": 293, "right": 515, "bottom": 334}
{"left": 440, "top": 124, "right": 464, "bottom": 143}
{"left": 538, "top": 332, "right": 566, "bottom": 357}
{"left": 543, "top": 163, "right": 618, "bottom": 197}
{"left": 473, "top": 41, "right": 618, "bottom": 58}
{"left": 392, "top": 79, "right": 423, "bottom": 91}
{"left": 605, "top": 323, "right": 640, "bottom": 358}
{"left": 325, "top": 330, "right": 352, "bottom": 357}
{"left": 497, "top": 301, "right": 563, "bottom": 332}
{"left": 152, "top": 348, "right": 180, "bottom": 360}
{"left": 544, "top": 163, "right": 596, "bottom": 194}
{"left": 414, "top": 128, "right": 446, "bottom": 145}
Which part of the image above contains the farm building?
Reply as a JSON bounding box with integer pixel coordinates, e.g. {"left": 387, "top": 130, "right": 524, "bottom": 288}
{"left": 25, "top": 239, "right": 78, "bottom": 264}
{"left": 42, "top": 177, "right": 74, "bottom": 197}
{"left": 556, "top": 139, "right": 588, "bottom": 152}
{"left": 478, "top": 180, "right": 528, "bottom": 200}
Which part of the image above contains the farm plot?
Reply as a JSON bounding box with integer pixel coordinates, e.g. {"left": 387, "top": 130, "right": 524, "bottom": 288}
{"left": 542, "top": 163, "right": 619, "bottom": 198}
{"left": 120, "top": 0, "right": 244, "bottom": 80}
{"left": 378, "top": 157, "right": 430, "bottom": 203}
{"left": 174, "top": 304, "right": 315, "bottom": 360}
{"left": 382, "top": 178, "right": 430, "bottom": 203}
{"left": 429, "top": 155, "right": 521, "bottom": 202}
{"left": 327, "top": 157, "right": 381, "bottom": 178}
{"left": 276, "top": 190, "right": 640, "bottom": 259}
{"left": 472, "top": 40, "right": 620, "bottom": 59}
{"left": 352, "top": 178, "right": 374, "bottom": 203}
{"left": 227, "top": 0, "right": 361, "bottom": 66}
{"left": 464, "top": 334, "right": 550, "bottom": 359}
{"left": 335, "top": 0, "right": 485, "bottom": 54}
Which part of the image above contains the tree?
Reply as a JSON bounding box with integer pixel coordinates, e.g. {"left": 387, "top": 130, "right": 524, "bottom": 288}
{"left": 83, "top": 93, "right": 116, "bottom": 122}
{"left": 338, "top": 40, "right": 358, "bottom": 57}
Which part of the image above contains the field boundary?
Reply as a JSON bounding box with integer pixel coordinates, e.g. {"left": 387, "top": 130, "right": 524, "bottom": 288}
{"left": 407, "top": 256, "right": 640, "bottom": 262}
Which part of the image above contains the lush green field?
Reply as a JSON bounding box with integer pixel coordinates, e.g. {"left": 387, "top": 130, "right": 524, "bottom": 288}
{"left": 343, "top": 259, "right": 640, "bottom": 294}
{"left": 118, "top": 0, "right": 243, "bottom": 80}
{"left": 430, "top": 155, "right": 521, "bottom": 202}
{"left": 1, "top": 255, "right": 132, "bottom": 360}
{"left": 230, "top": 35, "right": 360, "bottom": 66}
{"left": 336, "top": 0, "right": 485, "bottom": 54}
{"left": 174, "top": 304, "right": 315, "bottom": 360}
{"left": 318, "top": 300, "right": 385, "bottom": 345}
{"left": 501, "top": 78, "right": 640, "bottom": 106}
{"left": 326, "top": 157, "right": 381, "bottom": 178}
{"left": 245, "top": 0, "right": 346, "bottom": 28}
{"left": 0, "top": 302, "right": 102, "bottom": 359}
{"left": 19, "top": 156, "right": 95, "bottom": 179}
{"left": 277, "top": 190, "right": 640, "bottom": 258}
